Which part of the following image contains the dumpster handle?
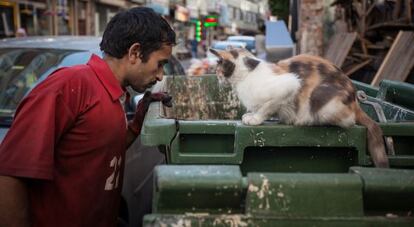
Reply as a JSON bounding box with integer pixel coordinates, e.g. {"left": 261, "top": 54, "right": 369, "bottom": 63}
{"left": 165, "top": 73, "right": 180, "bottom": 164}
{"left": 166, "top": 119, "right": 180, "bottom": 164}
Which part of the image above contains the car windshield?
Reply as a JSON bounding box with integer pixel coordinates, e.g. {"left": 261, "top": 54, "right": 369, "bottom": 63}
{"left": 229, "top": 39, "right": 255, "bottom": 50}
{"left": 0, "top": 48, "right": 77, "bottom": 119}
{"left": 212, "top": 43, "right": 245, "bottom": 50}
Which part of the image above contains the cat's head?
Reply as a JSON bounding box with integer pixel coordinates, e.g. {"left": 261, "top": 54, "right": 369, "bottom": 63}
{"left": 209, "top": 47, "right": 261, "bottom": 85}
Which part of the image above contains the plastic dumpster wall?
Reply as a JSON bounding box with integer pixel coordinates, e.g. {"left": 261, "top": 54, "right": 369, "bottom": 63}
{"left": 140, "top": 75, "right": 414, "bottom": 226}
{"left": 142, "top": 75, "right": 414, "bottom": 171}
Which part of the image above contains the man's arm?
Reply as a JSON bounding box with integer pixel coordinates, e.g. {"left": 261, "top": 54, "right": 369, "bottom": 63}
{"left": 126, "top": 92, "right": 172, "bottom": 148}
{"left": 126, "top": 128, "right": 138, "bottom": 148}
{"left": 0, "top": 176, "right": 31, "bottom": 227}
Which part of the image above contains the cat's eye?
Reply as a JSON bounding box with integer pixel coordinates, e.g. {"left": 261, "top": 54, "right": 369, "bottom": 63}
{"left": 217, "top": 59, "right": 223, "bottom": 64}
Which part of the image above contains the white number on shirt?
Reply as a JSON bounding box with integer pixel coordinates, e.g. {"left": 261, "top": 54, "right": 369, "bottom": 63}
{"left": 104, "top": 156, "right": 122, "bottom": 191}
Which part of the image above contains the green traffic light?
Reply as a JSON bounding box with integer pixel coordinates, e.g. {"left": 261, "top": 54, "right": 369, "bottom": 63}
{"left": 204, "top": 22, "right": 218, "bottom": 27}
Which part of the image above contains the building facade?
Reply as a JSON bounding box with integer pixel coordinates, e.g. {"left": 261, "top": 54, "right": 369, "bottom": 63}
{"left": 0, "top": 0, "right": 268, "bottom": 39}
{"left": 0, "top": 0, "right": 145, "bottom": 38}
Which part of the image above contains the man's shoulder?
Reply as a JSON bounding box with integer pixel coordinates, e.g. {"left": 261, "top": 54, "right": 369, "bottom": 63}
{"left": 45, "top": 64, "right": 97, "bottom": 86}
{"left": 31, "top": 64, "right": 99, "bottom": 96}
{"left": 50, "top": 64, "right": 95, "bottom": 81}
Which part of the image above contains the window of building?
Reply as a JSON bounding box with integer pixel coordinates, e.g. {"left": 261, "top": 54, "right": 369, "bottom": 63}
{"left": 0, "top": 2, "right": 16, "bottom": 38}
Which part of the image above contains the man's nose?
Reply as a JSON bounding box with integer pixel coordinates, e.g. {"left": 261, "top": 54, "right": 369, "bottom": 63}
{"left": 156, "top": 69, "right": 164, "bottom": 81}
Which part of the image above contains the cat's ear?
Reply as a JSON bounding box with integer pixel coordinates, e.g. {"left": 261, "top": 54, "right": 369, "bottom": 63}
{"left": 243, "top": 57, "right": 261, "bottom": 71}
{"left": 229, "top": 49, "right": 239, "bottom": 59}
{"left": 209, "top": 48, "right": 222, "bottom": 58}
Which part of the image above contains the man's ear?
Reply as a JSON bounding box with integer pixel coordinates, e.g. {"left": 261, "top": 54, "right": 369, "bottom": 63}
{"left": 128, "top": 43, "right": 141, "bottom": 63}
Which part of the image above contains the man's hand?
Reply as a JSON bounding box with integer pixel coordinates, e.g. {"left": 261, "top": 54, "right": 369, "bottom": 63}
{"left": 128, "top": 91, "right": 172, "bottom": 136}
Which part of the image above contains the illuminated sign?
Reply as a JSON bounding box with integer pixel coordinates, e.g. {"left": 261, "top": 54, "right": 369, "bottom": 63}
{"left": 204, "top": 15, "right": 218, "bottom": 27}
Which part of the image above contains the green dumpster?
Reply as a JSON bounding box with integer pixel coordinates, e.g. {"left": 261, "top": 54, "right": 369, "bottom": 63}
{"left": 141, "top": 75, "right": 414, "bottom": 226}
{"left": 145, "top": 165, "right": 414, "bottom": 226}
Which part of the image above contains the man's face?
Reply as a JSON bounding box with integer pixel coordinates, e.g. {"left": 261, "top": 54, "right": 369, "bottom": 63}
{"left": 127, "top": 44, "right": 172, "bottom": 92}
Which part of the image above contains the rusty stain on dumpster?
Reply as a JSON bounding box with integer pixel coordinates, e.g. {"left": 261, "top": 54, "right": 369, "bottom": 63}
{"left": 159, "top": 76, "right": 243, "bottom": 120}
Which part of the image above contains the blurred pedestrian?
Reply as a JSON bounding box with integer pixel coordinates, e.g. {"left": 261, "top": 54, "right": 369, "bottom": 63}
{"left": 15, "top": 28, "right": 27, "bottom": 37}
{"left": 198, "top": 40, "right": 206, "bottom": 58}
{"left": 191, "top": 39, "right": 198, "bottom": 58}
{"left": 0, "top": 7, "right": 174, "bottom": 227}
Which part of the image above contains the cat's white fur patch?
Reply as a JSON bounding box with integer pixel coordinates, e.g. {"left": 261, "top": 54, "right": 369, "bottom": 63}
{"left": 339, "top": 113, "right": 356, "bottom": 127}
{"left": 235, "top": 63, "right": 301, "bottom": 125}
{"left": 317, "top": 99, "right": 355, "bottom": 127}
{"left": 317, "top": 99, "right": 339, "bottom": 123}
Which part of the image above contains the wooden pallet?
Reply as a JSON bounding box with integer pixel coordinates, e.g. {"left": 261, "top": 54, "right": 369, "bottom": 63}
{"left": 371, "top": 31, "right": 414, "bottom": 86}
{"left": 324, "top": 32, "right": 357, "bottom": 67}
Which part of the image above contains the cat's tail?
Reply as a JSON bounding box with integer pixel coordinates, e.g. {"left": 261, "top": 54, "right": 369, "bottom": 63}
{"left": 355, "top": 108, "right": 389, "bottom": 168}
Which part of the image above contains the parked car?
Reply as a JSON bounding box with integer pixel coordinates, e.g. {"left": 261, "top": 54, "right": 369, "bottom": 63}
{"left": 211, "top": 40, "right": 247, "bottom": 50}
{"left": 0, "top": 36, "right": 184, "bottom": 141}
{"left": 227, "top": 35, "right": 256, "bottom": 54}
{"left": 0, "top": 36, "right": 185, "bottom": 226}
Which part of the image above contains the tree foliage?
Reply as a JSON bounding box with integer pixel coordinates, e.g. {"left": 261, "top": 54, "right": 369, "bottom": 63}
{"left": 268, "top": 0, "right": 290, "bottom": 22}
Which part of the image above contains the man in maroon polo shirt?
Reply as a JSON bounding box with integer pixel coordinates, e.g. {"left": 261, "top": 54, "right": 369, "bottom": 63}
{"left": 0, "top": 7, "right": 175, "bottom": 227}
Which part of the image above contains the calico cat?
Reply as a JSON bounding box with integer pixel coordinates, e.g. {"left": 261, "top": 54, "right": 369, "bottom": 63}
{"left": 210, "top": 48, "right": 389, "bottom": 168}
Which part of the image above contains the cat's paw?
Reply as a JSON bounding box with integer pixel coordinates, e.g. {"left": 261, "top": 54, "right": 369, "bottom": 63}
{"left": 242, "top": 113, "right": 264, "bottom": 125}
{"left": 242, "top": 113, "right": 254, "bottom": 122}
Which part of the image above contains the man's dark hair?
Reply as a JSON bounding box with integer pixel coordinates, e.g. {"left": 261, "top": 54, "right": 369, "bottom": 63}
{"left": 100, "top": 7, "right": 176, "bottom": 62}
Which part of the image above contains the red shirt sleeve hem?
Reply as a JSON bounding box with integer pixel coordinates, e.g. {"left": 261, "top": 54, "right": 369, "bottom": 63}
{"left": 0, "top": 166, "right": 53, "bottom": 180}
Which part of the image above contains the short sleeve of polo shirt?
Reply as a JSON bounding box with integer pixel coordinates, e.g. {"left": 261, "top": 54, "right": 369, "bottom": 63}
{"left": 0, "top": 70, "right": 78, "bottom": 180}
